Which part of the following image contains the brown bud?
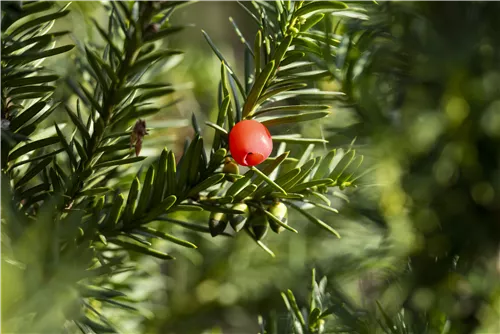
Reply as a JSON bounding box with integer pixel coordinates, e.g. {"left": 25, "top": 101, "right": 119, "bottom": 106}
{"left": 131, "top": 119, "right": 149, "bottom": 156}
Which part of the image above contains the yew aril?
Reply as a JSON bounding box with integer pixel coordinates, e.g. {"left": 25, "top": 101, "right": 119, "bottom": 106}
{"left": 228, "top": 120, "right": 273, "bottom": 166}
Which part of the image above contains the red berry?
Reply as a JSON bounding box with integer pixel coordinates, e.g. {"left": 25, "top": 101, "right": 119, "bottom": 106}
{"left": 229, "top": 120, "right": 273, "bottom": 166}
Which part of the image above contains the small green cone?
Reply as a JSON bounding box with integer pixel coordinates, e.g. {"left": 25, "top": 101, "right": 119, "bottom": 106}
{"left": 268, "top": 201, "right": 288, "bottom": 234}
{"left": 208, "top": 212, "right": 228, "bottom": 237}
{"left": 250, "top": 214, "right": 269, "bottom": 240}
{"left": 229, "top": 203, "right": 249, "bottom": 232}
{"left": 223, "top": 157, "right": 240, "bottom": 182}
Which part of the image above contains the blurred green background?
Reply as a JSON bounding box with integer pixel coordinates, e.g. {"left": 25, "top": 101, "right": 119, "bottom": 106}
{"left": 3, "top": 1, "right": 500, "bottom": 334}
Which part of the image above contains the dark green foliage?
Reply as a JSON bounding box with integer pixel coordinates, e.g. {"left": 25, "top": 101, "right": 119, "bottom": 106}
{"left": 199, "top": 1, "right": 367, "bottom": 254}
{"left": 2, "top": 1, "right": 365, "bottom": 333}
{"left": 19, "top": 1, "right": 500, "bottom": 334}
